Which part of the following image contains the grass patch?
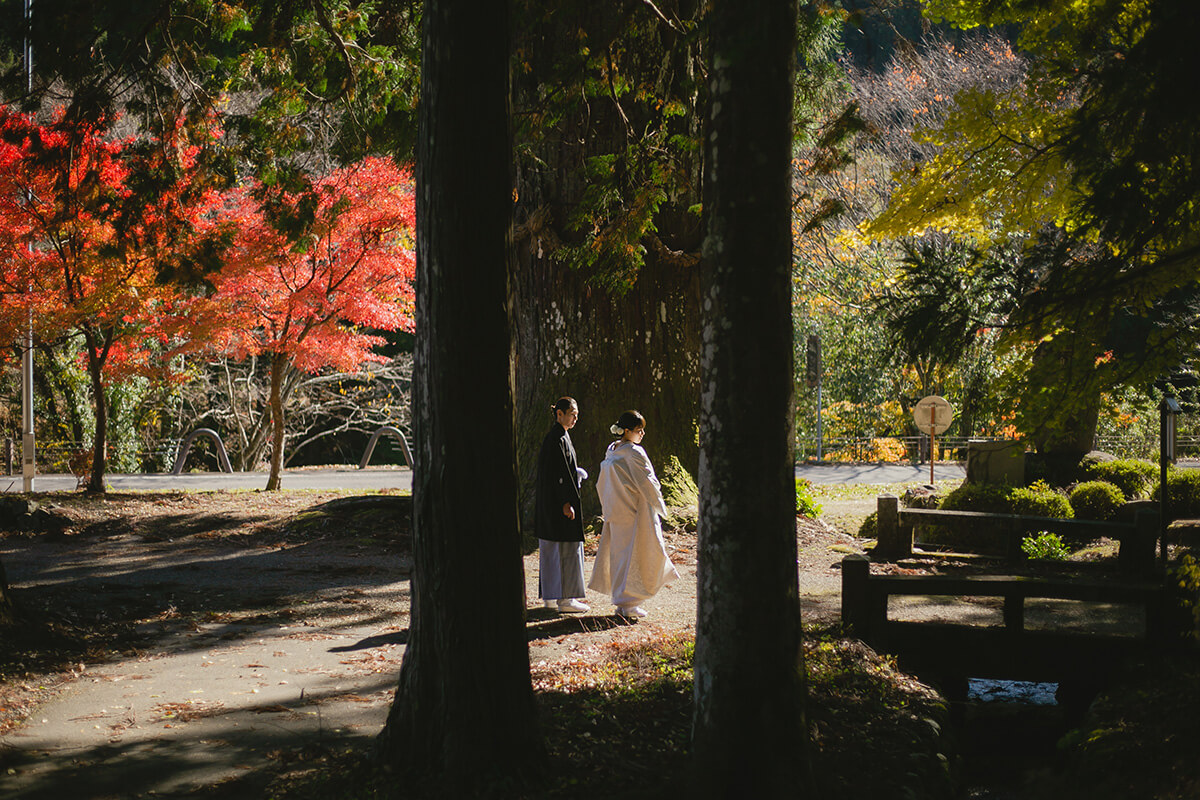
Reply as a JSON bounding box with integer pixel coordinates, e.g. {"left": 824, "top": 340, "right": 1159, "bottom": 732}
{"left": 812, "top": 479, "right": 962, "bottom": 502}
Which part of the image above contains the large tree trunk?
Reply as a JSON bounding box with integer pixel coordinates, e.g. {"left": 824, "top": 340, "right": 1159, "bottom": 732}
{"left": 511, "top": 0, "right": 705, "bottom": 521}
{"left": 692, "top": 0, "right": 807, "bottom": 796}
{"left": 512, "top": 253, "right": 701, "bottom": 513}
{"left": 377, "top": 0, "right": 540, "bottom": 789}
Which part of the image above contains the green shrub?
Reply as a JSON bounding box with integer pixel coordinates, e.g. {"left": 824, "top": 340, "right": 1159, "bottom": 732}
{"left": 923, "top": 481, "right": 1073, "bottom": 554}
{"left": 1152, "top": 469, "right": 1200, "bottom": 519}
{"left": 1069, "top": 480, "right": 1126, "bottom": 521}
{"left": 1009, "top": 480, "right": 1075, "bottom": 518}
{"left": 795, "top": 478, "right": 823, "bottom": 519}
{"left": 940, "top": 480, "right": 1073, "bottom": 518}
{"left": 1084, "top": 458, "right": 1157, "bottom": 499}
{"left": 1021, "top": 532, "right": 1071, "bottom": 561}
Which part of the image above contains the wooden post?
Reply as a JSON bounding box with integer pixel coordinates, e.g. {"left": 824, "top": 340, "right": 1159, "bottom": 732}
{"left": 1007, "top": 516, "right": 1026, "bottom": 563}
{"left": 929, "top": 405, "right": 936, "bottom": 485}
{"left": 841, "top": 554, "right": 872, "bottom": 636}
{"left": 874, "top": 494, "right": 909, "bottom": 560}
{"left": 1120, "top": 509, "right": 1160, "bottom": 577}
{"left": 1003, "top": 590, "right": 1025, "bottom": 632}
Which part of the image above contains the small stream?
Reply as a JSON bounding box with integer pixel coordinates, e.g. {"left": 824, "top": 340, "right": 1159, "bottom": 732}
{"left": 960, "top": 679, "right": 1071, "bottom": 799}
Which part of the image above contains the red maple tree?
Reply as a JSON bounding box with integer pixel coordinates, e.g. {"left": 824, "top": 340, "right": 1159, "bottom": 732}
{"left": 0, "top": 107, "right": 220, "bottom": 491}
{"left": 188, "top": 156, "right": 416, "bottom": 489}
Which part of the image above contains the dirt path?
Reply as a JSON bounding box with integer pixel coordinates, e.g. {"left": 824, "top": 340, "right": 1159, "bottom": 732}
{"left": 0, "top": 493, "right": 865, "bottom": 798}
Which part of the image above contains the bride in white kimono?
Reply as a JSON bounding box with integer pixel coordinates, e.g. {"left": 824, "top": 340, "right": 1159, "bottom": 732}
{"left": 589, "top": 410, "right": 680, "bottom": 618}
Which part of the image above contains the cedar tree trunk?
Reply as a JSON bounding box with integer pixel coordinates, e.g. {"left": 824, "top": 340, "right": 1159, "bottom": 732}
{"left": 511, "top": 0, "right": 705, "bottom": 520}
{"left": 692, "top": 0, "right": 807, "bottom": 796}
{"left": 377, "top": 0, "right": 541, "bottom": 789}
{"left": 512, "top": 252, "right": 701, "bottom": 513}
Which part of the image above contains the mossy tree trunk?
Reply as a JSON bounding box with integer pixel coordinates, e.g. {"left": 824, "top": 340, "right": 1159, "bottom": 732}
{"left": 511, "top": 253, "right": 702, "bottom": 514}
{"left": 692, "top": 0, "right": 808, "bottom": 795}
{"left": 511, "top": 0, "right": 705, "bottom": 521}
{"left": 376, "top": 0, "right": 541, "bottom": 789}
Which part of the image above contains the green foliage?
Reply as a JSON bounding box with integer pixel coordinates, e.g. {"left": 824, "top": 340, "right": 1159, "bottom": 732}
{"left": 1083, "top": 458, "right": 1157, "bottom": 499}
{"left": 1152, "top": 469, "right": 1200, "bottom": 520}
{"left": 861, "top": 1, "right": 1200, "bottom": 454}
{"left": 796, "top": 478, "right": 823, "bottom": 519}
{"left": 940, "top": 480, "right": 1073, "bottom": 519}
{"left": 1009, "top": 480, "right": 1074, "bottom": 518}
{"left": 1068, "top": 480, "right": 1125, "bottom": 521}
{"left": 927, "top": 480, "right": 1072, "bottom": 553}
{"left": 2, "top": 1, "right": 421, "bottom": 175}
{"left": 805, "top": 635, "right": 957, "bottom": 799}
{"left": 1171, "top": 553, "right": 1200, "bottom": 642}
{"left": 1021, "top": 531, "right": 1070, "bottom": 561}
{"left": 553, "top": 149, "right": 672, "bottom": 292}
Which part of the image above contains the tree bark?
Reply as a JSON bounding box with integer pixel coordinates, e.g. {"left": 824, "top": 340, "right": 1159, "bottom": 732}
{"left": 265, "top": 353, "right": 287, "bottom": 491}
{"left": 511, "top": 0, "right": 705, "bottom": 520}
{"left": 0, "top": 556, "right": 16, "bottom": 627}
{"left": 376, "top": 0, "right": 541, "bottom": 789}
{"left": 692, "top": 0, "right": 807, "bottom": 796}
{"left": 84, "top": 330, "right": 109, "bottom": 494}
{"left": 512, "top": 251, "right": 702, "bottom": 513}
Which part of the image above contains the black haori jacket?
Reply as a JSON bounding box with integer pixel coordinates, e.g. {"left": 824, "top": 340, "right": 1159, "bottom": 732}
{"left": 534, "top": 423, "right": 584, "bottom": 542}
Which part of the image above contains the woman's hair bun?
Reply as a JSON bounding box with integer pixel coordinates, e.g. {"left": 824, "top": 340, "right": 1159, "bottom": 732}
{"left": 610, "top": 424, "right": 624, "bottom": 435}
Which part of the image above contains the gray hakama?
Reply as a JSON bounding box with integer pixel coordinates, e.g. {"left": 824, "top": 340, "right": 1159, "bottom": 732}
{"left": 538, "top": 539, "right": 586, "bottom": 600}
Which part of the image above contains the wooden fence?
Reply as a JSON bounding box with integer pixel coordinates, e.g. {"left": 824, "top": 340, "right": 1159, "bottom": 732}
{"left": 840, "top": 553, "right": 1176, "bottom": 697}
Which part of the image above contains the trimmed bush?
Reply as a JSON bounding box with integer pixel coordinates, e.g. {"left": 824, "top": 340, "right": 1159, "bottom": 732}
{"left": 1084, "top": 458, "right": 1157, "bottom": 499}
{"left": 940, "top": 481, "right": 1073, "bottom": 518}
{"left": 1153, "top": 469, "right": 1200, "bottom": 520}
{"left": 1069, "top": 480, "right": 1125, "bottom": 521}
{"left": 922, "top": 481, "right": 1073, "bottom": 554}
{"left": 1008, "top": 482, "right": 1074, "bottom": 518}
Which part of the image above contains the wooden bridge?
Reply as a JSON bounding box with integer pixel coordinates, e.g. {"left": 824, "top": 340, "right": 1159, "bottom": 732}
{"left": 841, "top": 497, "right": 1184, "bottom": 711}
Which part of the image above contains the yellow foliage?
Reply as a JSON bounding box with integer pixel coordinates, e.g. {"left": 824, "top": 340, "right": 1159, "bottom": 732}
{"left": 826, "top": 437, "right": 909, "bottom": 463}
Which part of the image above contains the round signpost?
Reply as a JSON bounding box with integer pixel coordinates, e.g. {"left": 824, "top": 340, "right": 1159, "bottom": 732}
{"left": 913, "top": 395, "right": 954, "bottom": 484}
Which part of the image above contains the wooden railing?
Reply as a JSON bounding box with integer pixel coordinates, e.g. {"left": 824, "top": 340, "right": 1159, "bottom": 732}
{"left": 840, "top": 553, "right": 1177, "bottom": 690}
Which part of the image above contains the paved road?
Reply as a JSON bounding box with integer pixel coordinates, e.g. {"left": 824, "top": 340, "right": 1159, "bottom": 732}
{"left": 2, "top": 462, "right": 964, "bottom": 494}
{"left": 1, "top": 467, "right": 415, "bottom": 494}
{"left": 795, "top": 462, "right": 966, "bottom": 485}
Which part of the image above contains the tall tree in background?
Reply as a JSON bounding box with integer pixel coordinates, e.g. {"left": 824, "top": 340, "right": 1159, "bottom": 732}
{"left": 0, "top": 108, "right": 216, "bottom": 492}
{"left": 509, "top": 2, "right": 849, "bottom": 521}
{"left": 0, "top": 0, "right": 420, "bottom": 174}
{"left": 183, "top": 157, "right": 415, "bottom": 490}
{"left": 693, "top": 0, "right": 806, "bottom": 796}
{"left": 510, "top": 0, "right": 706, "bottom": 507}
{"left": 377, "top": 0, "right": 540, "bottom": 790}
{"left": 872, "top": 0, "right": 1200, "bottom": 458}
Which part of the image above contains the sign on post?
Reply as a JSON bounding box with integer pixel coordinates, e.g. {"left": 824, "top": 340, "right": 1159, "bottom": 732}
{"left": 913, "top": 395, "right": 954, "bottom": 484}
